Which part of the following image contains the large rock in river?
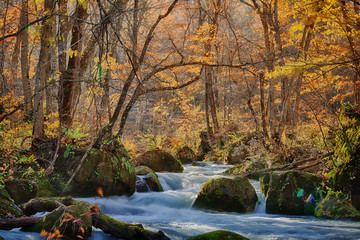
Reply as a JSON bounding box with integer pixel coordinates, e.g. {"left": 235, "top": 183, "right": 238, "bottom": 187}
{"left": 314, "top": 191, "right": 360, "bottom": 220}
{"left": 187, "top": 230, "right": 250, "bottom": 240}
{"left": 193, "top": 177, "right": 258, "bottom": 213}
{"left": 135, "top": 149, "right": 183, "bottom": 173}
{"left": 265, "top": 171, "right": 323, "bottom": 215}
{"left": 135, "top": 166, "right": 163, "bottom": 192}
{"left": 59, "top": 148, "right": 136, "bottom": 197}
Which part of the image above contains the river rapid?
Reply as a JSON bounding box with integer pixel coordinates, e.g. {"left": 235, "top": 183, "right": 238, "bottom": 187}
{"left": 1, "top": 162, "right": 360, "bottom": 239}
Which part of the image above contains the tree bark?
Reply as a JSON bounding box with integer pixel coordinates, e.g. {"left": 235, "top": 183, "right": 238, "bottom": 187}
{"left": 20, "top": 0, "right": 32, "bottom": 114}
{"left": 0, "top": 217, "right": 42, "bottom": 230}
{"left": 60, "top": 1, "right": 88, "bottom": 129}
{"left": 32, "top": 0, "right": 55, "bottom": 141}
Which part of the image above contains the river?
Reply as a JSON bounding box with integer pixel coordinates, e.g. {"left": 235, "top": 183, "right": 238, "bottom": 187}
{"left": 1, "top": 162, "right": 360, "bottom": 239}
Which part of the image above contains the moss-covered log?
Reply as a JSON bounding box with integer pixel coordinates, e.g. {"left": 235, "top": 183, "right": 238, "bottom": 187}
{"left": 93, "top": 212, "right": 170, "bottom": 240}
{"left": 20, "top": 197, "right": 78, "bottom": 216}
{"left": 11, "top": 197, "right": 170, "bottom": 240}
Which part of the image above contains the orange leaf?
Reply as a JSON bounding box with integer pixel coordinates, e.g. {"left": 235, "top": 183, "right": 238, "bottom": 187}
{"left": 97, "top": 187, "right": 104, "bottom": 197}
{"left": 92, "top": 204, "right": 100, "bottom": 213}
{"left": 79, "top": 226, "right": 85, "bottom": 235}
{"left": 40, "top": 229, "right": 49, "bottom": 237}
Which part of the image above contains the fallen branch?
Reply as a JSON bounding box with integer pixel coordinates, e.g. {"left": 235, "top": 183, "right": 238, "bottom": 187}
{"left": 243, "top": 152, "right": 334, "bottom": 177}
{"left": 0, "top": 217, "right": 42, "bottom": 230}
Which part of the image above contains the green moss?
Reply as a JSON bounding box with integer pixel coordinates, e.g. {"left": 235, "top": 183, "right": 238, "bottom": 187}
{"left": 0, "top": 188, "right": 22, "bottom": 219}
{"left": 26, "top": 202, "right": 92, "bottom": 239}
{"left": 259, "top": 174, "right": 270, "bottom": 195}
{"left": 193, "top": 177, "right": 257, "bottom": 213}
{"left": 266, "top": 171, "right": 323, "bottom": 215}
{"left": 187, "top": 230, "right": 250, "bottom": 240}
{"left": 315, "top": 191, "right": 360, "bottom": 220}
{"left": 61, "top": 148, "right": 136, "bottom": 197}
{"left": 226, "top": 160, "right": 267, "bottom": 180}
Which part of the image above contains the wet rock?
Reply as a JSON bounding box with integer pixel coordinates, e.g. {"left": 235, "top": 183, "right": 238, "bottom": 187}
{"left": 0, "top": 186, "right": 22, "bottom": 219}
{"left": 187, "top": 230, "right": 250, "bottom": 240}
{"left": 193, "top": 177, "right": 258, "bottom": 213}
{"left": 135, "top": 149, "right": 183, "bottom": 173}
{"left": 225, "top": 158, "right": 268, "bottom": 180}
{"left": 191, "top": 161, "right": 206, "bottom": 167}
{"left": 135, "top": 178, "right": 149, "bottom": 192}
{"left": 135, "top": 166, "right": 163, "bottom": 192}
{"left": 315, "top": 191, "right": 360, "bottom": 220}
{"left": 265, "top": 171, "right": 323, "bottom": 215}
{"left": 176, "top": 146, "right": 196, "bottom": 164}
{"left": 59, "top": 148, "right": 136, "bottom": 197}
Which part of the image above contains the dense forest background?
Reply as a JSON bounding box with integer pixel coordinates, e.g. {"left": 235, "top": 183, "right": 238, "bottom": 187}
{"left": 1, "top": 0, "right": 360, "bottom": 176}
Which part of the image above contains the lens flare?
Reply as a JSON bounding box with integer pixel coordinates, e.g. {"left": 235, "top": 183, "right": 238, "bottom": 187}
{"left": 306, "top": 194, "right": 314, "bottom": 203}
{"left": 297, "top": 189, "right": 304, "bottom": 198}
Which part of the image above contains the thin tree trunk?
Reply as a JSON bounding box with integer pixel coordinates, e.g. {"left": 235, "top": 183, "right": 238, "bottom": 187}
{"left": 33, "top": 0, "right": 55, "bottom": 141}
{"left": 259, "top": 72, "right": 268, "bottom": 139}
{"left": 0, "top": 1, "right": 9, "bottom": 97}
{"left": 20, "top": 0, "right": 31, "bottom": 114}
{"left": 60, "top": 1, "right": 88, "bottom": 129}
{"left": 293, "top": 16, "right": 316, "bottom": 124}
{"left": 95, "top": 0, "right": 179, "bottom": 145}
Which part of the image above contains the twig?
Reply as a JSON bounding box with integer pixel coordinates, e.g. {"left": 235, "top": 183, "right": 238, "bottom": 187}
{"left": 61, "top": 138, "right": 96, "bottom": 196}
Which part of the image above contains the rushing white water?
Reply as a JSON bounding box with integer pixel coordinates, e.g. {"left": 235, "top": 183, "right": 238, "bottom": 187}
{"left": 1, "top": 162, "right": 360, "bottom": 240}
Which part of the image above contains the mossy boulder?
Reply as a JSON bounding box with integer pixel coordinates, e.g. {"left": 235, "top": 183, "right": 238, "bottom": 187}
{"left": 193, "top": 177, "right": 258, "bottom": 213}
{"left": 187, "top": 230, "right": 250, "bottom": 240}
{"left": 0, "top": 186, "right": 22, "bottom": 219}
{"left": 176, "top": 146, "right": 196, "bottom": 164}
{"left": 4, "top": 178, "right": 55, "bottom": 205}
{"left": 226, "top": 159, "right": 268, "bottom": 180}
{"left": 314, "top": 191, "right": 360, "bottom": 220}
{"left": 135, "top": 149, "right": 183, "bottom": 173}
{"left": 25, "top": 201, "right": 93, "bottom": 239}
{"left": 135, "top": 166, "right": 163, "bottom": 192}
{"left": 58, "top": 148, "right": 136, "bottom": 197}
{"left": 4, "top": 179, "right": 38, "bottom": 204}
{"left": 265, "top": 171, "right": 323, "bottom": 215}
